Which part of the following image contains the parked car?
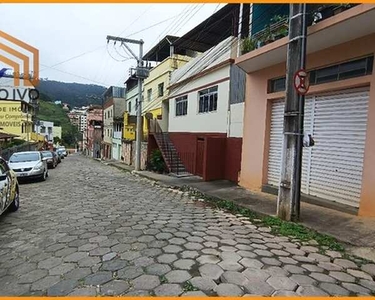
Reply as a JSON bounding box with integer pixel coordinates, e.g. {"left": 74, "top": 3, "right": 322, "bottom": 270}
{"left": 56, "top": 149, "right": 64, "bottom": 160}
{"left": 54, "top": 151, "right": 61, "bottom": 164}
{"left": 41, "top": 151, "right": 58, "bottom": 169}
{"left": 8, "top": 151, "right": 48, "bottom": 181}
{"left": 0, "top": 157, "right": 19, "bottom": 215}
{"left": 58, "top": 146, "right": 67, "bottom": 157}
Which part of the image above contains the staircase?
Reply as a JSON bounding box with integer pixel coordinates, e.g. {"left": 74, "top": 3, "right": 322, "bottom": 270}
{"left": 153, "top": 132, "right": 191, "bottom": 177}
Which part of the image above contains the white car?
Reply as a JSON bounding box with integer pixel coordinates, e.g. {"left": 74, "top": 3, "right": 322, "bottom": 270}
{"left": 57, "top": 146, "right": 67, "bottom": 157}
{"left": 8, "top": 151, "right": 49, "bottom": 181}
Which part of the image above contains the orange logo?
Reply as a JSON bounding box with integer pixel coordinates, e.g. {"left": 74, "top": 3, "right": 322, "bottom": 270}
{"left": 0, "top": 30, "right": 39, "bottom": 87}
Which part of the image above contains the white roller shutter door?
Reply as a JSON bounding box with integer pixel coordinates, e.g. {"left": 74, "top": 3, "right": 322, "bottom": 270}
{"left": 267, "top": 88, "right": 369, "bottom": 208}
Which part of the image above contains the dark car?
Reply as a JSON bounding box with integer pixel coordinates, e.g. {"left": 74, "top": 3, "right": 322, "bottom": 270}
{"left": 54, "top": 151, "right": 61, "bottom": 164}
{"left": 41, "top": 151, "right": 58, "bottom": 169}
{"left": 0, "top": 157, "right": 19, "bottom": 215}
{"left": 57, "top": 149, "right": 64, "bottom": 160}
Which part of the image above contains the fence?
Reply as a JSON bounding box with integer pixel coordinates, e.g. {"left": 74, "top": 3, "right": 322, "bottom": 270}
{"left": 0, "top": 142, "right": 39, "bottom": 161}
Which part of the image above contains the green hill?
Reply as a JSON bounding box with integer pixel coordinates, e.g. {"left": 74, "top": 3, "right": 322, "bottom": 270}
{"left": 37, "top": 79, "right": 106, "bottom": 107}
{"left": 37, "top": 100, "right": 81, "bottom": 147}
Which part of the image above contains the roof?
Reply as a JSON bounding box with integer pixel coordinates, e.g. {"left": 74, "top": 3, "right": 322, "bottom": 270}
{"left": 143, "top": 35, "right": 180, "bottom": 62}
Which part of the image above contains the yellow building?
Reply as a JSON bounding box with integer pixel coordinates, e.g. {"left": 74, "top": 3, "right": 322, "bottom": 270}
{"left": 142, "top": 36, "right": 194, "bottom": 138}
{"left": 123, "top": 111, "right": 136, "bottom": 141}
{"left": 53, "top": 126, "right": 62, "bottom": 140}
{"left": 0, "top": 100, "right": 34, "bottom": 142}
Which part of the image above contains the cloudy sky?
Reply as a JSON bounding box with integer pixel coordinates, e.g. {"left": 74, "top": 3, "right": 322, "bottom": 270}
{"left": 1, "top": 4, "right": 224, "bottom": 87}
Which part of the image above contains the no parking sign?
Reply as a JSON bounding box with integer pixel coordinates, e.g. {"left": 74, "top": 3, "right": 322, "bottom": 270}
{"left": 294, "top": 69, "right": 310, "bottom": 95}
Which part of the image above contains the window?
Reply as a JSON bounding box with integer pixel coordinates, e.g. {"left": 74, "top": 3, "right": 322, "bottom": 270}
{"left": 147, "top": 89, "right": 152, "bottom": 102}
{"left": 268, "top": 56, "right": 374, "bottom": 93}
{"left": 40, "top": 127, "right": 46, "bottom": 133}
{"left": 198, "top": 86, "right": 218, "bottom": 113}
{"left": 175, "top": 96, "right": 188, "bottom": 116}
{"left": 128, "top": 101, "right": 131, "bottom": 113}
{"left": 158, "top": 82, "right": 164, "bottom": 97}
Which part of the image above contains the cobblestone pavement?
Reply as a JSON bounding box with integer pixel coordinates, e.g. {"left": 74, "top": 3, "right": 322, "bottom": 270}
{"left": 0, "top": 155, "right": 375, "bottom": 296}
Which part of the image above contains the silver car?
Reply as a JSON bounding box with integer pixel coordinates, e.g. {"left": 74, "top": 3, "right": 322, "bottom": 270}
{"left": 8, "top": 151, "right": 49, "bottom": 181}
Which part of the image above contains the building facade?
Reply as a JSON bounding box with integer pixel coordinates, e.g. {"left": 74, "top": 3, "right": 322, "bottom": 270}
{"left": 236, "top": 4, "right": 375, "bottom": 216}
{"left": 86, "top": 106, "right": 103, "bottom": 158}
{"left": 35, "top": 120, "right": 54, "bottom": 143}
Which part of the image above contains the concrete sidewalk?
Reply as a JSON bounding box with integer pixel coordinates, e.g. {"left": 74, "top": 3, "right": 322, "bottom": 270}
{"left": 106, "top": 160, "right": 375, "bottom": 261}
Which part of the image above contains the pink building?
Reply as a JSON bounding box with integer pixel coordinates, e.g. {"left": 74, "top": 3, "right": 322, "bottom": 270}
{"left": 86, "top": 106, "right": 103, "bottom": 158}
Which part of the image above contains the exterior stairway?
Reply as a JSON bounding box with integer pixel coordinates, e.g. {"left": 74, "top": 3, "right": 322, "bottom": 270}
{"left": 153, "top": 132, "right": 191, "bottom": 177}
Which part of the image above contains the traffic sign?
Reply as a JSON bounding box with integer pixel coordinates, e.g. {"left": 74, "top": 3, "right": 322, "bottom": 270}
{"left": 294, "top": 69, "right": 310, "bottom": 95}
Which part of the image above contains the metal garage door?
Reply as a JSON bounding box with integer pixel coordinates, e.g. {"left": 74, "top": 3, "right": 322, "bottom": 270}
{"left": 267, "top": 88, "right": 369, "bottom": 207}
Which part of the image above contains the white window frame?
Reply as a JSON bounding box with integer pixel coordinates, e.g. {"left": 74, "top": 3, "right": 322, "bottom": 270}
{"left": 175, "top": 95, "right": 188, "bottom": 117}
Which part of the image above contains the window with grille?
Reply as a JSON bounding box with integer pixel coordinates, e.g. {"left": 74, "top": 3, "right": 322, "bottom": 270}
{"left": 175, "top": 96, "right": 188, "bottom": 116}
{"left": 198, "top": 86, "right": 218, "bottom": 113}
{"left": 158, "top": 82, "right": 164, "bottom": 97}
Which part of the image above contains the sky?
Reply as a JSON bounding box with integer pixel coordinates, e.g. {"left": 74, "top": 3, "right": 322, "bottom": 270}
{"left": 0, "top": 3, "right": 224, "bottom": 88}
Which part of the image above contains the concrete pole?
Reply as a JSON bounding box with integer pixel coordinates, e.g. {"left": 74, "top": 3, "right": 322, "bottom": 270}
{"left": 135, "top": 41, "right": 144, "bottom": 171}
{"left": 277, "top": 4, "right": 307, "bottom": 222}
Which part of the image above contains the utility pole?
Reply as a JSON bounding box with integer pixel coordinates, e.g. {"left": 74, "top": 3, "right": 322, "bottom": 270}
{"left": 106, "top": 35, "right": 148, "bottom": 171}
{"left": 277, "top": 4, "right": 308, "bottom": 222}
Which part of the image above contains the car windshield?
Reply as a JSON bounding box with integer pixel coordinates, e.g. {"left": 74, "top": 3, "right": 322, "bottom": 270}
{"left": 10, "top": 153, "right": 40, "bottom": 163}
{"left": 42, "top": 152, "right": 53, "bottom": 158}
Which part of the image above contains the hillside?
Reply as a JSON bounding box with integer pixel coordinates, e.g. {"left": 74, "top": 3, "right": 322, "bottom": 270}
{"left": 37, "top": 99, "right": 81, "bottom": 146}
{"left": 37, "top": 79, "right": 106, "bottom": 107}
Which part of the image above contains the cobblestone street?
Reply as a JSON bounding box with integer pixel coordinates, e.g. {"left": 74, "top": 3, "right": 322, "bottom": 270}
{"left": 0, "top": 154, "right": 374, "bottom": 296}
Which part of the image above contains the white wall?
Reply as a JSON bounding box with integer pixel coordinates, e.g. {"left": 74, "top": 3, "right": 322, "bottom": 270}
{"left": 168, "top": 66, "right": 230, "bottom": 133}
{"left": 228, "top": 102, "right": 244, "bottom": 138}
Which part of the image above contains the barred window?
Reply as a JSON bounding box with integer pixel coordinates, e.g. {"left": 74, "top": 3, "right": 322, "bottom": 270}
{"left": 175, "top": 96, "right": 188, "bottom": 116}
{"left": 198, "top": 86, "right": 218, "bottom": 113}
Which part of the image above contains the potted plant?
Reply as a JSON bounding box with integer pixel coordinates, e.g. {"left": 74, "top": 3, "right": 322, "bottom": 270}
{"left": 261, "top": 25, "right": 274, "bottom": 45}
{"left": 241, "top": 37, "right": 258, "bottom": 54}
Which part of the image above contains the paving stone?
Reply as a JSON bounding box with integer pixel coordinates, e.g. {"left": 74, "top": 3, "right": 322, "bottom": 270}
{"left": 221, "top": 271, "right": 249, "bottom": 286}
{"left": 301, "top": 264, "right": 324, "bottom": 272}
{"left": 100, "top": 280, "right": 130, "bottom": 295}
{"left": 199, "top": 264, "right": 224, "bottom": 280}
{"left": 203, "top": 241, "right": 218, "bottom": 248}
{"left": 31, "top": 275, "right": 61, "bottom": 291}
{"left": 78, "top": 256, "right": 101, "bottom": 267}
{"left": 78, "top": 243, "right": 98, "bottom": 252}
{"left": 64, "top": 267, "right": 91, "bottom": 280}
{"left": 361, "top": 264, "right": 375, "bottom": 277}
{"left": 182, "top": 291, "right": 207, "bottom": 296}
{"left": 49, "top": 263, "right": 76, "bottom": 275}
{"left": 134, "top": 256, "right": 154, "bottom": 267}
{"left": 243, "top": 268, "right": 270, "bottom": 282}
{"left": 220, "top": 252, "right": 241, "bottom": 262}
{"left": 154, "top": 284, "right": 183, "bottom": 296}
{"left": 300, "top": 246, "right": 319, "bottom": 253}
{"left": 359, "top": 279, "right": 375, "bottom": 291}
{"left": 125, "top": 289, "right": 150, "bottom": 296}
{"left": 132, "top": 275, "right": 160, "bottom": 290}
{"left": 290, "top": 274, "right": 316, "bottom": 286}
{"left": 84, "top": 271, "right": 113, "bottom": 286}
{"left": 181, "top": 250, "right": 199, "bottom": 259}
{"left": 89, "top": 247, "right": 111, "bottom": 256}
{"left": 254, "top": 249, "right": 274, "bottom": 257}
{"left": 334, "top": 258, "right": 358, "bottom": 269}
{"left": 103, "top": 252, "right": 117, "bottom": 261}
{"left": 184, "top": 242, "right": 204, "bottom": 251}
{"left": 218, "top": 260, "right": 244, "bottom": 272}
{"left": 19, "top": 269, "right": 48, "bottom": 284}
{"left": 163, "top": 245, "right": 183, "bottom": 253}
{"left": 261, "top": 258, "right": 282, "bottom": 266}
{"left": 145, "top": 263, "right": 171, "bottom": 276}
{"left": 342, "top": 283, "right": 371, "bottom": 295}
{"left": 165, "top": 270, "right": 192, "bottom": 283}
{"left": 347, "top": 269, "right": 373, "bottom": 280}
{"left": 329, "top": 271, "right": 356, "bottom": 282}
{"left": 141, "top": 248, "right": 162, "bottom": 257}
{"left": 68, "top": 287, "right": 97, "bottom": 296}
{"left": 216, "top": 283, "right": 244, "bottom": 296}
{"left": 318, "top": 262, "right": 343, "bottom": 271}
{"left": 220, "top": 246, "right": 238, "bottom": 252}
{"left": 285, "top": 248, "right": 305, "bottom": 256}
{"left": 157, "top": 254, "right": 178, "bottom": 264}
{"left": 238, "top": 258, "right": 263, "bottom": 269}
{"left": 270, "top": 249, "right": 290, "bottom": 256}
{"left": 173, "top": 259, "right": 195, "bottom": 270}
{"left": 197, "top": 255, "right": 220, "bottom": 264}
{"left": 190, "top": 276, "right": 217, "bottom": 291}
{"left": 117, "top": 266, "right": 144, "bottom": 280}
{"left": 47, "top": 279, "right": 78, "bottom": 296}
{"left": 264, "top": 266, "right": 289, "bottom": 277}
{"left": 101, "top": 259, "right": 127, "bottom": 271}
{"left": 283, "top": 264, "right": 305, "bottom": 274}
{"left": 267, "top": 276, "right": 297, "bottom": 291}
{"left": 55, "top": 247, "right": 77, "bottom": 257}
{"left": 309, "top": 273, "right": 336, "bottom": 283}
{"left": 272, "top": 290, "right": 299, "bottom": 296}
{"left": 169, "top": 237, "right": 186, "bottom": 245}
{"left": 296, "top": 286, "right": 329, "bottom": 296}
{"left": 37, "top": 257, "right": 62, "bottom": 270}
{"left": 243, "top": 280, "right": 274, "bottom": 296}
{"left": 120, "top": 251, "right": 141, "bottom": 261}
{"left": 325, "top": 250, "right": 342, "bottom": 259}
{"left": 320, "top": 283, "right": 350, "bottom": 296}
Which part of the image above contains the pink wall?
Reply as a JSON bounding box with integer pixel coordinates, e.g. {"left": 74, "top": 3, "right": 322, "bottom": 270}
{"left": 239, "top": 33, "right": 375, "bottom": 216}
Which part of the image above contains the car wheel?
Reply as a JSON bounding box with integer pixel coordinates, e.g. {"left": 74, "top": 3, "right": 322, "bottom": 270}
{"left": 8, "top": 186, "right": 19, "bottom": 212}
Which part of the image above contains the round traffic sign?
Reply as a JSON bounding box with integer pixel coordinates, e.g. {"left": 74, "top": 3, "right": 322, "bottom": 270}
{"left": 294, "top": 69, "right": 310, "bottom": 95}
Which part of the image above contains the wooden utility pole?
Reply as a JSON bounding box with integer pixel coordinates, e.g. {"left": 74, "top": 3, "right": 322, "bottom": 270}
{"left": 277, "top": 4, "right": 308, "bottom": 222}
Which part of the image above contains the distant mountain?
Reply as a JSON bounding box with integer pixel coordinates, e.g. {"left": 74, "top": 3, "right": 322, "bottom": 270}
{"left": 37, "top": 79, "right": 106, "bottom": 107}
